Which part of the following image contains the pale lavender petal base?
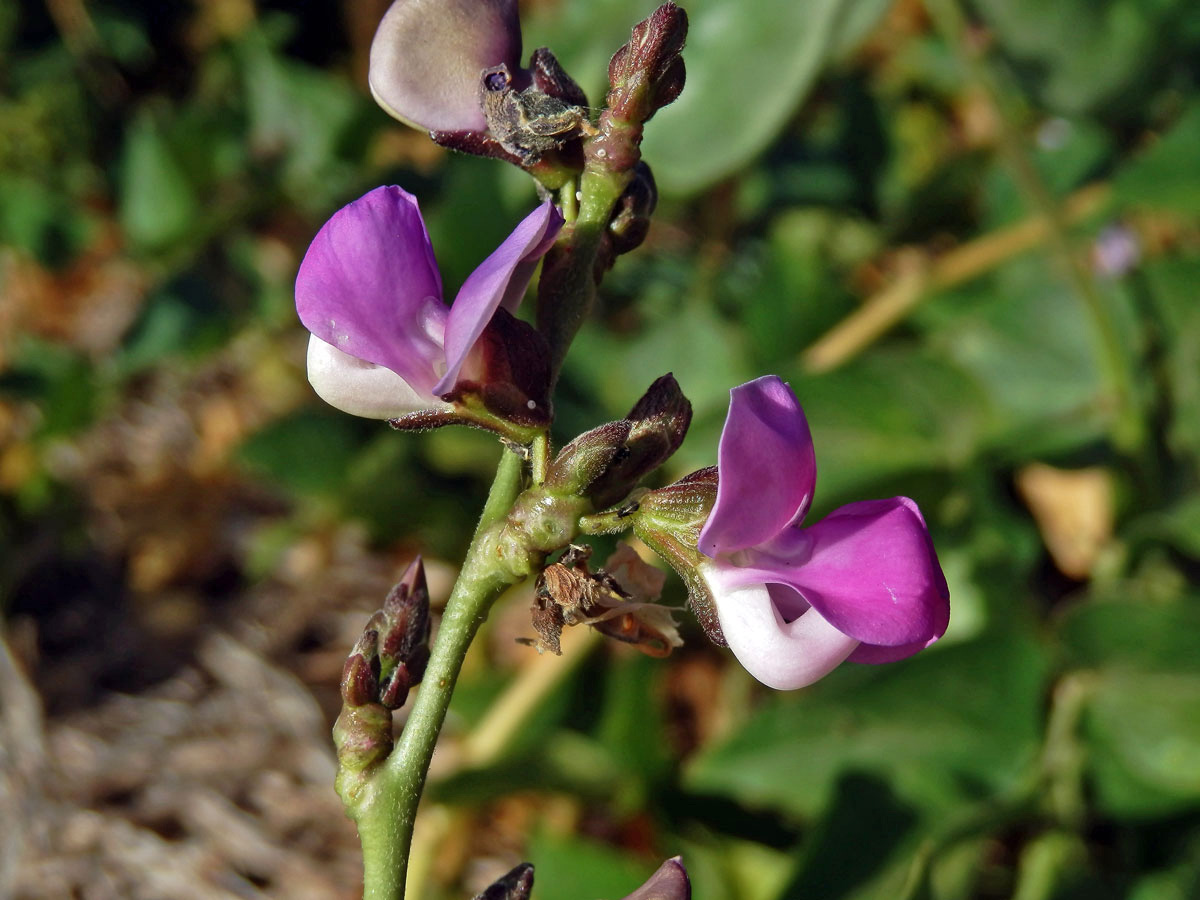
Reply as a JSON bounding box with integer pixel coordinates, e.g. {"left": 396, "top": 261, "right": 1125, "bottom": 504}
{"left": 699, "top": 376, "right": 817, "bottom": 557}
{"left": 369, "top": 0, "right": 522, "bottom": 133}
{"left": 705, "top": 566, "right": 860, "bottom": 690}
{"left": 296, "top": 186, "right": 447, "bottom": 394}
{"left": 306, "top": 336, "right": 447, "bottom": 419}
{"left": 433, "top": 200, "right": 563, "bottom": 395}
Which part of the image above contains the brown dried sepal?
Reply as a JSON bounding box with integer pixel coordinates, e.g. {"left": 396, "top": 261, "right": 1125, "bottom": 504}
{"left": 530, "top": 544, "right": 682, "bottom": 657}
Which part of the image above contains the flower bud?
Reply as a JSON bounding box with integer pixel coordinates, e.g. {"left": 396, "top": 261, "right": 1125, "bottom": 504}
{"left": 340, "top": 643, "right": 380, "bottom": 708}
{"left": 543, "top": 375, "right": 691, "bottom": 508}
{"left": 369, "top": 0, "right": 523, "bottom": 133}
{"left": 376, "top": 558, "right": 432, "bottom": 710}
{"left": 588, "top": 373, "right": 691, "bottom": 509}
{"left": 625, "top": 858, "right": 690, "bottom": 900}
{"left": 338, "top": 558, "right": 432, "bottom": 713}
{"left": 473, "top": 863, "right": 534, "bottom": 900}
{"left": 607, "top": 162, "right": 658, "bottom": 257}
{"left": 544, "top": 421, "right": 633, "bottom": 498}
{"left": 333, "top": 701, "right": 394, "bottom": 806}
{"left": 606, "top": 3, "right": 688, "bottom": 125}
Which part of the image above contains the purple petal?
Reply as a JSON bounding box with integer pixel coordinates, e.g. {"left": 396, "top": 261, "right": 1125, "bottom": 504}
{"left": 757, "top": 497, "right": 950, "bottom": 652}
{"left": 704, "top": 565, "right": 860, "bottom": 690}
{"left": 698, "top": 376, "right": 817, "bottom": 557}
{"left": 296, "top": 186, "right": 447, "bottom": 394}
{"left": 369, "top": 0, "right": 522, "bottom": 133}
{"left": 433, "top": 200, "right": 563, "bottom": 395}
{"left": 848, "top": 638, "right": 938, "bottom": 664}
{"left": 623, "top": 858, "right": 690, "bottom": 900}
{"left": 306, "top": 336, "right": 447, "bottom": 418}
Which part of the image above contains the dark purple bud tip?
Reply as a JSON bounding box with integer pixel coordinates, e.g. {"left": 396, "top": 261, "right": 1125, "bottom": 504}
{"left": 341, "top": 652, "right": 380, "bottom": 708}
{"left": 606, "top": 2, "right": 689, "bottom": 124}
{"left": 380, "top": 558, "right": 432, "bottom": 688}
{"left": 383, "top": 558, "right": 429, "bottom": 629}
{"left": 588, "top": 374, "right": 693, "bottom": 509}
{"left": 379, "top": 663, "right": 413, "bottom": 710}
{"left": 472, "top": 863, "right": 535, "bottom": 900}
{"left": 623, "top": 858, "right": 690, "bottom": 900}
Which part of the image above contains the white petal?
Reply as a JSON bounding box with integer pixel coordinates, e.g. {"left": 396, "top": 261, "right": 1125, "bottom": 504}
{"left": 702, "top": 564, "right": 859, "bottom": 690}
{"left": 306, "top": 335, "right": 448, "bottom": 419}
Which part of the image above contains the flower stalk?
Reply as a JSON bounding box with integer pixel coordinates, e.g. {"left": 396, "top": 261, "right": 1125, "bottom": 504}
{"left": 345, "top": 449, "right": 529, "bottom": 900}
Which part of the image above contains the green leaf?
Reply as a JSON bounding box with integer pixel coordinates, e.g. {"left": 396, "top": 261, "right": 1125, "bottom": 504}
{"left": 1085, "top": 669, "right": 1200, "bottom": 817}
{"left": 237, "top": 25, "right": 363, "bottom": 201}
{"left": 972, "top": 0, "right": 1182, "bottom": 115}
{"left": 1114, "top": 104, "right": 1200, "bottom": 217}
{"left": 567, "top": 299, "right": 750, "bottom": 426}
{"left": 237, "top": 408, "right": 366, "bottom": 496}
{"left": 526, "top": 832, "right": 659, "bottom": 900}
{"left": 782, "top": 774, "right": 921, "bottom": 900}
{"left": 1058, "top": 599, "right": 1200, "bottom": 674}
{"left": 1127, "top": 497, "right": 1200, "bottom": 559}
{"left": 686, "top": 634, "right": 1049, "bottom": 819}
{"left": 789, "top": 350, "right": 989, "bottom": 499}
{"left": 1142, "top": 255, "right": 1200, "bottom": 460}
{"left": 641, "top": 0, "right": 893, "bottom": 195}
{"left": 919, "top": 258, "right": 1114, "bottom": 456}
{"left": 1059, "top": 598, "right": 1200, "bottom": 816}
{"left": 119, "top": 109, "right": 200, "bottom": 252}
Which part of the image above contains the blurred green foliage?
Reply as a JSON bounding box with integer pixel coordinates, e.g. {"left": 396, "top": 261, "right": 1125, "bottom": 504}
{"left": 3, "top": 1, "right": 1200, "bottom": 899}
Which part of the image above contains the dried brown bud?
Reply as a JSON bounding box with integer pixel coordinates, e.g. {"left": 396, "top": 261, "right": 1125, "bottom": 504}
{"left": 530, "top": 543, "right": 682, "bottom": 657}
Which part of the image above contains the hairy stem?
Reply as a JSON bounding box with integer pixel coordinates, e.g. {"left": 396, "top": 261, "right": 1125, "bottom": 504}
{"left": 352, "top": 449, "right": 527, "bottom": 900}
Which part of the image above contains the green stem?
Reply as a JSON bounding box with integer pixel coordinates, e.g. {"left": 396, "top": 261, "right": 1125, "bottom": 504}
{"left": 479, "top": 448, "right": 526, "bottom": 532}
{"left": 559, "top": 179, "right": 580, "bottom": 223}
{"left": 538, "top": 151, "right": 631, "bottom": 383}
{"left": 351, "top": 449, "right": 527, "bottom": 900}
{"left": 531, "top": 432, "right": 551, "bottom": 486}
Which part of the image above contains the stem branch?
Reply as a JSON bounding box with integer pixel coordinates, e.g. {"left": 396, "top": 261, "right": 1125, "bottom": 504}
{"left": 351, "top": 449, "right": 527, "bottom": 900}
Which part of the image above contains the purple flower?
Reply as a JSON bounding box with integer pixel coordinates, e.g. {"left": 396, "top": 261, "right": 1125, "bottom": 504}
{"left": 370, "top": 0, "right": 523, "bottom": 133}
{"left": 295, "top": 185, "right": 562, "bottom": 419}
{"left": 697, "top": 376, "right": 950, "bottom": 690}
